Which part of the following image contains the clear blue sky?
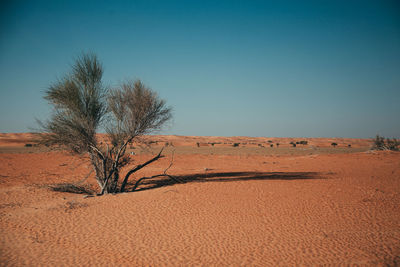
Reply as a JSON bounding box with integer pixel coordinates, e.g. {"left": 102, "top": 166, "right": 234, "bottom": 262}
{"left": 1, "top": 0, "right": 399, "bottom": 138}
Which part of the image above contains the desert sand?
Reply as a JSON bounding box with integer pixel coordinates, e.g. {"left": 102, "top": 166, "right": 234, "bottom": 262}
{"left": 1, "top": 134, "right": 399, "bottom": 266}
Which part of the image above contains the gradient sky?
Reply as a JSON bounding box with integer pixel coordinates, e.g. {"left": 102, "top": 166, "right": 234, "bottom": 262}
{"left": 1, "top": 0, "right": 399, "bottom": 138}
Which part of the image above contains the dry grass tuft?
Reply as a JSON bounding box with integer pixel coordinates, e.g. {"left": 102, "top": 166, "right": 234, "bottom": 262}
{"left": 48, "top": 183, "right": 95, "bottom": 195}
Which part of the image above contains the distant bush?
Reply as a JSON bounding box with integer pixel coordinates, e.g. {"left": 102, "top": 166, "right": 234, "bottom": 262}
{"left": 233, "top": 143, "right": 240, "bottom": 147}
{"left": 276, "top": 143, "right": 279, "bottom": 147}
{"left": 331, "top": 142, "right": 338, "bottom": 147}
{"left": 196, "top": 142, "right": 200, "bottom": 147}
{"left": 299, "top": 140, "right": 308, "bottom": 145}
{"left": 24, "top": 143, "right": 33, "bottom": 147}
{"left": 270, "top": 144, "right": 273, "bottom": 147}
{"left": 267, "top": 140, "right": 273, "bottom": 143}
{"left": 372, "top": 135, "right": 399, "bottom": 151}
{"left": 348, "top": 144, "right": 351, "bottom": 148}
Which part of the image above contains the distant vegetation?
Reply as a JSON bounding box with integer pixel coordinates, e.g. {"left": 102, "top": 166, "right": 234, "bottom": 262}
{"left": 372, "top": 135, "right": 399, "bottom": 151}
{"left": 331, "top": 142, "right": 338, "bottom": 148}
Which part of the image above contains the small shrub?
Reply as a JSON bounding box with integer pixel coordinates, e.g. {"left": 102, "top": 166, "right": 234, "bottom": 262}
{"left": 299, "top": 140, "right": 308, "bottom": 145}
{"left": 373, "top": 135, "right": 400, "bottom": 151}
{"left": 24, "top": 143, "right": 33, "bottom": 147}
{"left": 233, "top": 143, "right": 240, "bottom": 147}
{"left": 373, "top": 135, "right": 385, "bottom": 149}
{"left": 196, "top": 142, "right": 200, "bottom": 147}
{"left": 386, "top": 138, "right": 400, "bottom": 151}
{"left": 270, "top": 144, "right": 273, "bottom": 147}
{"left": 331, "top": 142, "right": 338, "bottom": 147}
{"left": 348, "top": 144, "right": 351, "bottom": 148}
{"left": 276, "top": 143, "right": 279, "bottom": 147}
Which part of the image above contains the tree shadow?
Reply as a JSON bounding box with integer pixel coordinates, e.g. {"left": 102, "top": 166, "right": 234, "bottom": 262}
{"left": 125, "top": 171, "right": 320, "bottom": 192}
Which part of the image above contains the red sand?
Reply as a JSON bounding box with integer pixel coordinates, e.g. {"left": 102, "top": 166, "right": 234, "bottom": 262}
{"left": 1, "top": 134, "right": 399, "bottom": 266}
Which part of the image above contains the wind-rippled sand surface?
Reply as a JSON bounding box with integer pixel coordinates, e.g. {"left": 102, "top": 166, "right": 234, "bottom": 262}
{"left": 1, "top": 135, "right": 399, "bottom": 266}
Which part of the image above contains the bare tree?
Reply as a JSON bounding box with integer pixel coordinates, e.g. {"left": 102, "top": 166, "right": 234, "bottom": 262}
{"left": 39, "top": 53, "right": 172, "bottom": 194}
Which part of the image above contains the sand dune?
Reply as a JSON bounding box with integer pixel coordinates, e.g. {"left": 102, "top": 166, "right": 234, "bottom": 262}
{"left": 0, "top": 134, "right": 399, "bottom": 266}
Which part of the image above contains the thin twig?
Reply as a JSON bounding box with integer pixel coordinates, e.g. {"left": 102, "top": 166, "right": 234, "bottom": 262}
{"left": 164, "top": 149, "right": 175, "bottom": 175}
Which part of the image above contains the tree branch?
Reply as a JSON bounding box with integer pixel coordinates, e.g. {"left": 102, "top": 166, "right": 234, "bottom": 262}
{"left": 99, "top": 168, "right": 115, "bottom": 195}
{"left": 131, "top": 150, "right": 183, "bottom": 192}
{"left": 120, "top": 148, "right": 164, "bottom": 192}
{"left": 89, "top": 145, "right": 104, "bottom": 160}
{"left": 131, "top": 173, "right": 183, "bottom": 192}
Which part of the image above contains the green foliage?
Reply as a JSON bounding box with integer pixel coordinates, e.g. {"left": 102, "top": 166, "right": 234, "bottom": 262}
{"left": 40, "top": 53, "right": 107, "bottom": 153}
{"left": 38, "top": 53, "right": 172, "bottom": 195}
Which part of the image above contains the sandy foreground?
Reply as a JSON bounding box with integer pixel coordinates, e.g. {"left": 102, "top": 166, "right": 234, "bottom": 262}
{"left": 0, "top": 134, "right": 400, "bottom": 266}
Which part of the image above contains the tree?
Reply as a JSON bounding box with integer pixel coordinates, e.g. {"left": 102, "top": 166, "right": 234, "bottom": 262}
{"left": 39, "top": 53, "right": 172, "bottom": 194}
{"left": 331, "top": 142, "right": 337, "bottom": 148}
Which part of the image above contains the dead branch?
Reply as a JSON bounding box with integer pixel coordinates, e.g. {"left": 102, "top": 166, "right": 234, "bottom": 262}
{"left": 120, "top": 148, "right": 164, "bottom": 192}
{"left": 130, "top": 174, "right": 184, "bottom": 192}
{"left": 163, "top": 149, "right": 175, "bottom": 175}
{"left": 100, "top": 168, "right": 116, "bottom": 195}
{"left": 131, "top": 150, "right": 184, "bottom": 192}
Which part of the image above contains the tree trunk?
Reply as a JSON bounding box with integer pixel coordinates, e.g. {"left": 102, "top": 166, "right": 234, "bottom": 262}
{"left": 88, "top": 152, "right": 104, "bottom": 190}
